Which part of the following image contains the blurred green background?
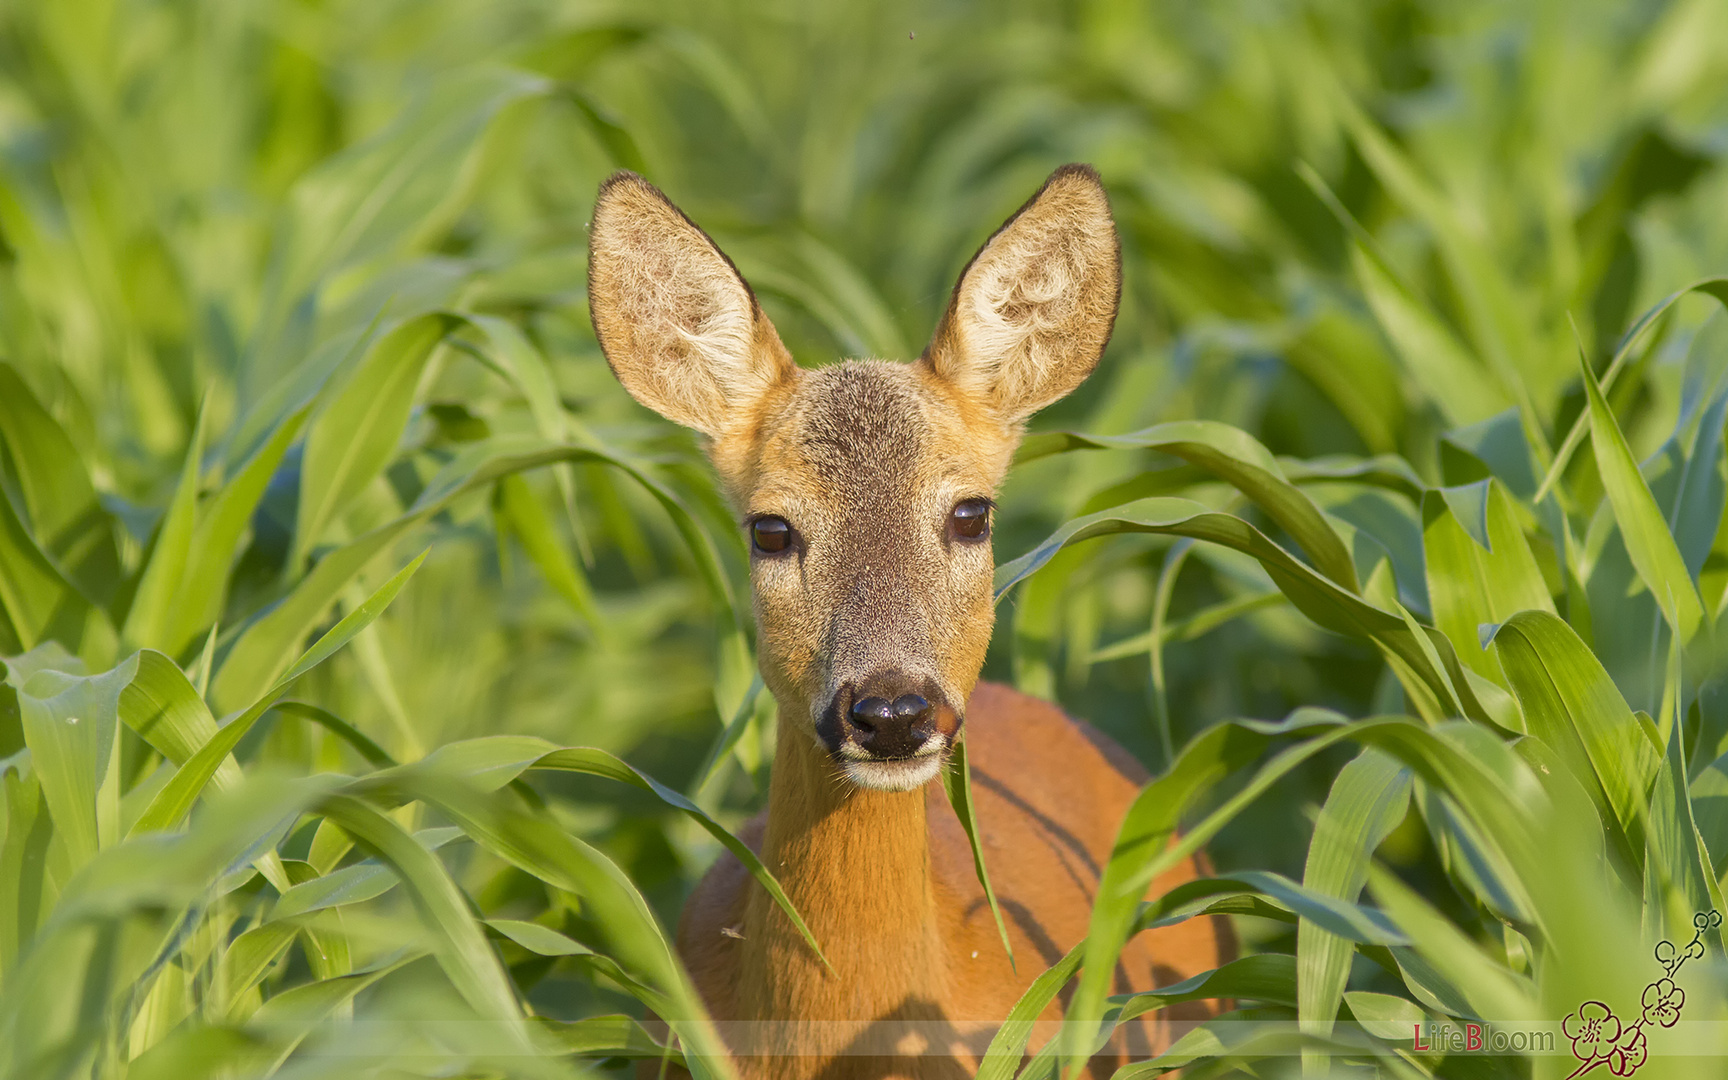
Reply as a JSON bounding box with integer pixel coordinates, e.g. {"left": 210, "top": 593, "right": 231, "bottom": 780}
{"left": 4, "top": 0, "right": 1728, "bottom": 1074}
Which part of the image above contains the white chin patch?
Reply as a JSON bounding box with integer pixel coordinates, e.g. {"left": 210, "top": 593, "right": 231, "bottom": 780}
{"left": 842, "top": 754, "right": 945, "bottom": 792}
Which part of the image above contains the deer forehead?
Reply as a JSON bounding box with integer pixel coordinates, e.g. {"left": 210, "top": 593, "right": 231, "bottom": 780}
{"left": 744, "top": 361, "right": 1007, "bottom": 529}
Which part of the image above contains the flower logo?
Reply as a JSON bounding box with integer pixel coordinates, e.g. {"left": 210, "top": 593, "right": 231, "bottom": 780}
{"left": 1608, "top": 1027, "right": 1647, "bottom": 1077}
{"left": 1563, "top": 1002, "right": 1620, "bottom": 1060}
{"left": 1639, "top": 979, "right": 1683, "bottom": 1028}
{"left": 1564, "top": 911, "right": 1715, "bottom": 1079}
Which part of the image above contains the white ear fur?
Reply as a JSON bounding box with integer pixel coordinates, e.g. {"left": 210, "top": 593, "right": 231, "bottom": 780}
{"left": 587, "top": 172, "right": 796, "bottom": 438}
{"left": 923, "top": 164, "right": 1121, "bottom": 423}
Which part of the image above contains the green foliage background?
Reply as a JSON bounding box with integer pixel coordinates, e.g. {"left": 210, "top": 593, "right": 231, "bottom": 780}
{"left": 3, "top": 0, "right": 1728, "bottom": 1076}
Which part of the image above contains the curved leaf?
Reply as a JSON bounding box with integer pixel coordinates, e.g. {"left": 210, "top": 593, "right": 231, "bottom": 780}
{"left": 996, "top": 499, "right": 1488, "bottom": 724}
{"left": 1013, "top": 421, "right": 1357, "bottom": 590}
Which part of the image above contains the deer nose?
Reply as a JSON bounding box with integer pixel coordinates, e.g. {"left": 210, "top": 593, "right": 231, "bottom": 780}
{"left": 846, "top": 694, "right": 935, "bottom": 758}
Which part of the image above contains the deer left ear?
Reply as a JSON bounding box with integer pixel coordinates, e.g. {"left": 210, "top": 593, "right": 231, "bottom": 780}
{"left": 921, "top": 164, "right": 1121, "bottom": 423}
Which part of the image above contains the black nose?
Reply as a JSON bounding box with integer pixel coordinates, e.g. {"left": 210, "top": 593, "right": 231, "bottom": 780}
{"left": 845, "top": 693, "right": 935, "bottom": 758}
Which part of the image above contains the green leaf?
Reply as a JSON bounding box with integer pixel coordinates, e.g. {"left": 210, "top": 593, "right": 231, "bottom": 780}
{"left": 1421, "top": 480, "right": 1554, "bottom": 684}
{"left": 132, "top": 551, "right": 425, "bottom": 835}
{"left": 216, "top": 922, "right": 300, "bottom": 1018}
{"left": 0, "top": 363, "right": 118, "bottom": 604}
{"left": 1366, "top": 865, "right": 1536, "bottom": 1021}
{"left": 1064, "top": 713, "right": 1546, "bottom": 1074}
{"left": 1297, "top": 749, "right": 1411, "bottom": 1049}
{"left": 496, "top": 472, "right": 601, "bottom": 630}
{"left": 976, "top": 940, "right": 1084, "bottom": 1080}
{"left": 1060, "top": 710, "right": 1354, "bottom": 1069}
{"left": 122, "top": 404, "right": 208, "bottom": 651}
{"left": 0, "top": 480, "right": 112, "bottom": 663}
{"left": 294, "top": 313, "right": 454, "bottom": 567}
{"left": 688, "top": 672, "right": 765, "bottom": 796}
{"left": 213, "top": 435, "right": 739, "bottom": 712}
{"left": 1115, "top": 953, "right": 1298, "bottom": 1018}
{"left": 1013, "top": 421, "right": 1358, "bottom": 591}
{"left": 1692, "top": 748, "right": 1728, "bottom": 876}
{"left": 271, "top": 827, "right": 460, "bottom": 919}
{"left": 376, "top": 773, "right": 736, "bottom": 1080}
{"left": 0, "top": 752, "right": 54, "bottom": 974}
{"left": 162, "top": 406, "right": 310, "bottom": 658}
{"left": 1342, "top": 991, "right": 1426, "bottom": 1041}
{"left": 1644, "top": 714, "right": 1724, "bottom": 944}
{"left": 487, "top": 917, "right": 593, "bottom": 957}
{"left": 1537, "top": 277, "right": 1728, "bottom": 502}
{"left": 268, "top": 701, "right": 396, "bottom": 769}
{"left": 119, "top": 650, "right": 240, "bottom": 789}
{"left": 371, "top": 735, "right": 829, "bottom": 972}
{"left": 310, "top": 794, "right": 527, "bottom": 1038}
{"left": 10, "top": 654, "right": 139, "bottom": 866}
{"left": 537, "top": 1014, "right": 684, "bottom": 1064}
{"left": 1579, "top": 344, "right": 1705, "bottom": 640}
{"left": 996, "top": 499, "right": 1489, "bottom": 725}
{"left": 250, "top": 68, "right": 549, "bottom": 374}
{"left": 939, "top": 732, "right": 1014, "bottom": 970}
{"left": 1488, "top": 611, "right": 1657, "bottom": 872}
{"left": 1351, "top": 244, "right": 1507, "bottom": 428}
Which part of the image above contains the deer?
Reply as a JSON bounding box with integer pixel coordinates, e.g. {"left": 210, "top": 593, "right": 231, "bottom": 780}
{"left": 586, "top": 164, "right": 1234, "bottom": 1080}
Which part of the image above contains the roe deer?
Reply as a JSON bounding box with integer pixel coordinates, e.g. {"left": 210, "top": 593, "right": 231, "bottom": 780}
{"left": 587, "top": 164, "right": 1234, "bottom": 1080}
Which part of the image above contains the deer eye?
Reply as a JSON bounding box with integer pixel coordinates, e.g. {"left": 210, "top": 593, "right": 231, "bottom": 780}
{"left": 949, "top": 498, "right": 991, "bottom": 541}
{"left": 751, "top": 516, "right": 794, "bottom": 554}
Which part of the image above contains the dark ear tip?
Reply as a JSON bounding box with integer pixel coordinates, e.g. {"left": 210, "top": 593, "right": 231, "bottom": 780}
{"left": 1049, "top": 162, "right": 1103, "bottom": 184}
{"left": 594, "top": 170, "right": 673, "bottom": 214}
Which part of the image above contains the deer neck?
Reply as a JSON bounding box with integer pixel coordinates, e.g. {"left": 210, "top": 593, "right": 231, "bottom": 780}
{"left": 736, "top": 716, "right": 950, "bottom": 1023}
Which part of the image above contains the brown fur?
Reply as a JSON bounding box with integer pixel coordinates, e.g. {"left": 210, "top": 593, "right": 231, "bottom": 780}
{"left": 679, "top": 683, "right": 1234, "bottom": 1078}
{"left": 588, "top": 165, "right": 1234, "bottom": 1080}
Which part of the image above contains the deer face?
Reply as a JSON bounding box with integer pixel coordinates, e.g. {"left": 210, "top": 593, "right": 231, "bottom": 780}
{"left": 587, "top": 166, "right": 1119, "bottom": 791}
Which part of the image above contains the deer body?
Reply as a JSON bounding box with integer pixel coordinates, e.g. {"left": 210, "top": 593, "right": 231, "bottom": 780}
{"left": 588, "top": 166, "right": 1234, "bottom": 1080}
{"left": 680, "top": 682, "right": 1229, "bottom": 1078}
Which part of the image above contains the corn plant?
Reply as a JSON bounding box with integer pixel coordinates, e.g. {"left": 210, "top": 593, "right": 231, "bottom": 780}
{"left": 3, "top": 0, "right": 1728, "bottom": 1078}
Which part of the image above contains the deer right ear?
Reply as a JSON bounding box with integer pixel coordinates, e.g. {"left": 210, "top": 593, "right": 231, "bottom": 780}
{"left": 587, "top": 172, "right": 797, "bottom": 439}
{"left": 922, "top": 164, "right": 1120, "bottom": 425}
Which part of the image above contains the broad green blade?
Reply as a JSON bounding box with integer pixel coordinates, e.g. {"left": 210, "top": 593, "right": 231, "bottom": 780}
{"left": 1115, "top": 953, "right": 1297, "bottom": 1020}
{"left": 119, "top": 650, "right": 241, "bottom": 791}
{"left": 0, "top": 469, "right": 115, "bottom": 664}
{"left": 11, "top": 654, "right": 139, "bottom": 866}
{"left": 1297, "top": 748, "right": 1411, "bottom": 1055}
{"left": 293, "top": 313, "right": 454, "bottom": 569}
{"left": 1421, "top": 480, "right": 1554, "bottom": 684}
{"left": 1579, "top": 345, "right": 1705, "bottom": 640}
{"left": 1488, "top": 611, "right": 1657, "bottom": 871}
{"left": 0, "top": 364, "right": 119, "bottom": 605}
{"left": 162, "top": 406, "right": 310, "bottom": 659}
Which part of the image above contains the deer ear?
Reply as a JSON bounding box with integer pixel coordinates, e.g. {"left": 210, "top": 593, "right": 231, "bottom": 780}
{"left": 922, "top": 164, "right": 1120, "bottom": 423}
{"left": 588, "top": 172, "right": 797, "bottom": 438}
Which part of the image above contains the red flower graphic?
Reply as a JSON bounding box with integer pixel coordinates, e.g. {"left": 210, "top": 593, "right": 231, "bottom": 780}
{"left": 1608, "top": 1027, "right": 1647, "bottom": 1076}
{"left": 1564, "top": 1002, "right": 1621, "bottom": 1060}
{"left": 1641, "top": 979, "right": 1684, "bottom": 1028}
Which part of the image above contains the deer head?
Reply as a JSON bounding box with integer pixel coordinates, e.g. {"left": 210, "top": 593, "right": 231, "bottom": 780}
{"left": 588, "top": 165, "right": 1120, "bottom": 791}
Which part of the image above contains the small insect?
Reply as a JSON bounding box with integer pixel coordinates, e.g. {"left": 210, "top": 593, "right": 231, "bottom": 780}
{"left": 909, "top": 31, "right": 915, "bottom": 40}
